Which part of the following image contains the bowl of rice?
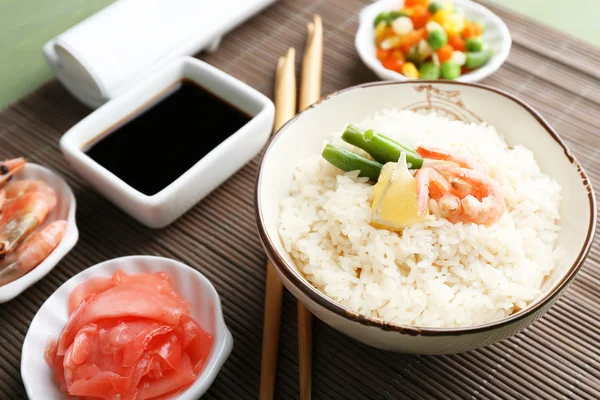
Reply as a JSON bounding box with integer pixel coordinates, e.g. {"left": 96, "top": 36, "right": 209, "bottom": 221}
{"left": 255, "top": 81, "right": 596, "bottom": 354}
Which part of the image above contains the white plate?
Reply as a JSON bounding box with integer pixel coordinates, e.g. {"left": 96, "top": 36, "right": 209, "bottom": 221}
{"left": 0, "top": 163, "right": 78, "bottom": 303}
{"left": 355, "top": 0, "right": 512, "bottom": 83}
{"left": 22, "top": 255, "right": 233, "bottom": 400}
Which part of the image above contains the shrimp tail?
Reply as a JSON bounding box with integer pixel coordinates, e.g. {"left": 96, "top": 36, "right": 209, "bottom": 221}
{"left": 0, "top": 220, "right": 67, "bottom": 286}
{"left": 0, "top": 158, "right": 26, "bottom": 187}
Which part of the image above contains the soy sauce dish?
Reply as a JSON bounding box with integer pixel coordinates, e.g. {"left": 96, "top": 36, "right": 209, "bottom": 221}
{"left": 60, "top": 57, "right": 275, "bottom": 228}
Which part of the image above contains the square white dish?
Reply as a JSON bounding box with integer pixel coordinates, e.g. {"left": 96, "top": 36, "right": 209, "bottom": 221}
{"left": 21, "top": 255, "right": 233, "bottom": 400}
{"left": 0, "top": 163, "right": 78, "bottom": 303}
{"left": 60, "top": 56, "right": 275, "bottom": 228}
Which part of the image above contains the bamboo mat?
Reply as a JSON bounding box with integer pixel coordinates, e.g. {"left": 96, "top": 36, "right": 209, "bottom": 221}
{"left": 1, "top": 0, "right": 599, "bottom": 399}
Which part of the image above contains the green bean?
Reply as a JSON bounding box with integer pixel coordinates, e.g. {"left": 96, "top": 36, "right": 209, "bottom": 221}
{"left": 428, "top": 29, "right": 447, "bottom": 50}
{"left": 322, "top": 144, "right": 382, "bottom": 181}
{"left": 341, "top": 125, "right": 424, "bottom": 168}
{"left": 420, "top": 61, "right": 441, "bottom": 79}
{"left": 465, "top": 37, "right": 485, "bottom": 52}
{"left": 465, "top": 48, "right": 494, "bottom": 69}
{"left": 440, "top": 60, "right": 461, "bottom": 80}
{"left": 373, "top": 11, "right": 406, "bottom": 27}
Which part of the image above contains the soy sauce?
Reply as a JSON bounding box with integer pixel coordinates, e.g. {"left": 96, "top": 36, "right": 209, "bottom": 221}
{"left": 85, "top": 80, "right": 251, "bottom": 196}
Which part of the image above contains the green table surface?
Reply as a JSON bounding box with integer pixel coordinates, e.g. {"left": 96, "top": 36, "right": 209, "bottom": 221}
{"left": 0, "top": 0, "right": 597, "bottom": 110}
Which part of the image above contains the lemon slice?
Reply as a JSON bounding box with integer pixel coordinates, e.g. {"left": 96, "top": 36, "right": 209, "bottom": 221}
{"left": 371, "top": 152, "right": 427, "bottom": 231}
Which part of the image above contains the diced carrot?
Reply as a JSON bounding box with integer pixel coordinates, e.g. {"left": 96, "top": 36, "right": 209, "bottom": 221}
{"left": 381, "top": 55, "right": 406, "bottom": 73}
{"left": 409, "top": 4, "right": 431, "bottom": 29}
{"left": 392, "top": 50, "right": 406, "bottom": 60}
{"left": 448, "top": 34, "right": 466, "bottom": 52}
{"left": 405, "top": 0, "right": 428, "bottom": 6}
{"left": 462, "top": 22, "right": 482, "bottom": 39}
{"left": 377, "top": 48, "right": 391, "bottom": 61}
{"left": 436, "top": 44, "right": 454, "bottom": 63}
{"left": 399, "top": 28, "right": 427, "bottom": 54}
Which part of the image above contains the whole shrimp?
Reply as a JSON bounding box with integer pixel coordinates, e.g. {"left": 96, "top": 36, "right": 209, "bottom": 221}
{"left": 0, "top": 180, "right": 58, "bottom": 255}
{"left": 0, "top": 220, "right": 67, "bottom": 286}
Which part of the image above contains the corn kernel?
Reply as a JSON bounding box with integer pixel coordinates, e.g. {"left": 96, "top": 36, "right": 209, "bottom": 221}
{"left": 442, "top": 13, "right": 464, "bottom": 36}
{"left": 401, "top": 62, "right": 420, "bottom": 78}
{"left": 400, "top": 7, "right": 413, "bottom": 16}
{"left": 375, "top": 21, "right": 387, "bottom": 38}
{"left": 380, "top": 36, "right": 402, "bottom": 50}
{"left": 432, "top": 10, "right": 451, "bottom": 25}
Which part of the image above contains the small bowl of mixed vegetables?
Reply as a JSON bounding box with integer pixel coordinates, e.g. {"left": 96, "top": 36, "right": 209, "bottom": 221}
{"left": 356, "top": 0, "right": 511, "bottom": 82}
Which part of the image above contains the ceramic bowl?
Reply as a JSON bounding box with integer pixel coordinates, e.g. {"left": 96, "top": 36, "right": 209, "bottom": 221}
{"left": 21, "top": 255, "right": 233, "bottom": 400}
{"left": 0, "top": 163, "right": 78, "bottom": 303}
{"left": 60, "top": 56, "right": 275, "bottom": 228}
{"left": 255, "top": 81, "right": 596, "bottom": 354}
{"left": 356, "top": 0, "right": 511, "bottom": 82}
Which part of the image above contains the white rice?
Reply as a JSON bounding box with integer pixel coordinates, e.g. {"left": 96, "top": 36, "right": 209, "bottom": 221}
{"left": 278, "top": 110, "right": 564, "bottom": 328}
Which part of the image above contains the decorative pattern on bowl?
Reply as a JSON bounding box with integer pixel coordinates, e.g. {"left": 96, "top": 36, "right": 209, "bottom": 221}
{"left": 403, "top": 84, "right": 483, "bottom": 123}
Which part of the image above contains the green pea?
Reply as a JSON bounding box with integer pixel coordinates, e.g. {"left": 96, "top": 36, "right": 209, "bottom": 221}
{"left": 373, "top": 11, "right": 407, "bottom": 27}
{"left": 465, "top": 37, "right": 485, "bottom": 52}
{"left": 420, "top": 62, "right": 441, "bottom": 79}
{"left": 440, "top": 60, "right": 461, "bottom": 80}
{"left": 465, "top": 48, "right": 494, "bottom": 69}
{"left": 427, "top": 29, "right": 447, "bottom": 51}
{"left": 428, "top": 2, "right": 444, "bottom": 14}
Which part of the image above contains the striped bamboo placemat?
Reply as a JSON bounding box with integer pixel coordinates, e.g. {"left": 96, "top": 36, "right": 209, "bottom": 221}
{"left": 0, "top": 0, "right": 599, "bottom": 398}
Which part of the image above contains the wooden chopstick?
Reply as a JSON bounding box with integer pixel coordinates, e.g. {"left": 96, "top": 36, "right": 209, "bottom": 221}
{"left": 259, "top": 47, "right": 296, "bottom": 400}
{"left": 298, "top": 15, "right": 323, "bottom": 400}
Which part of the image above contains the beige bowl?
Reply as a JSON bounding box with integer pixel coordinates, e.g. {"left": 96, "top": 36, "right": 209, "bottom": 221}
{"left": 255, "top": 81, "right": 596, "bottom": 354}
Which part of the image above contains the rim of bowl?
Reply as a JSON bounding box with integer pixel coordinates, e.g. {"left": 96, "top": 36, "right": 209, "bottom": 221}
{"left": 254, "top": 80, "right": 597, "bottom": 336}
{"left": 355, "top": 0, "right": 512, "bottom": 83}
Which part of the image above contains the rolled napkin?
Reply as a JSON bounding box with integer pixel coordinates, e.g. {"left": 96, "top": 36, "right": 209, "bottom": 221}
{"left": 43, "top": 0, "right": 276, "bottom": 108}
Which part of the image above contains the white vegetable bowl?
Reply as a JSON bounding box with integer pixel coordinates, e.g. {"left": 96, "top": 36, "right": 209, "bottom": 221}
{"left": 356, "top": 0, "right": 512, "bottom": 82}
{"left": 0, "top": 163, "right": 78, "bottom": 303}
{"left": 22, "top": 255, "right": 233, "bottom": 400}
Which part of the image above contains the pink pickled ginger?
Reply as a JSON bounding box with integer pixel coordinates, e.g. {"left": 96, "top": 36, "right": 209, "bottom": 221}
{"left": 46, "top": 270, "right": 213, "bottom": 400}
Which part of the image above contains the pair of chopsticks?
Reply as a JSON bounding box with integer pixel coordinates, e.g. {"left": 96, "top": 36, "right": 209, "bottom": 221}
{"left": 260, "top": 15, "right": 323, "bottom": 400}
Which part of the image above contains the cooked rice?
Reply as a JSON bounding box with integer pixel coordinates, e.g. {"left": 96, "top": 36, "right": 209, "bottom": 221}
{"left": 278, "top": 110, "right": 564, "bottom": 328}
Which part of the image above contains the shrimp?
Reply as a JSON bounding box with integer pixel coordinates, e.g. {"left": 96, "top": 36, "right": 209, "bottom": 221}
{"left": 416, "top": 146, "right": 483, "bottom": 171}
{"left": 0, "top": 192, "right": 56, "bottom": 255}
{"left": 415, "top": 167, "right": 462, "bottom": 219}
{"left": 0, "top": 158, "right": 26, "bottom": 187}
{"left": 433, "top": 164, "right": 505, "bottom": 225}
{"left": 415, "top": 147, "right": 505, "bottom": 225}
{"left": 0, "top": 220, "right": 67, "bottom": 287}
{"left": 454, "top": 169, "right": 505, "bottom": 225}
{"left": 4, "top": 180, "right": 57, "bottom": 209}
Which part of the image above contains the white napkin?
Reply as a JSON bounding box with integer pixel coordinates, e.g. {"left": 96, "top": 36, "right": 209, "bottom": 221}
{"left": 43, "top": 0, "right": 276, "bottom": 108}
